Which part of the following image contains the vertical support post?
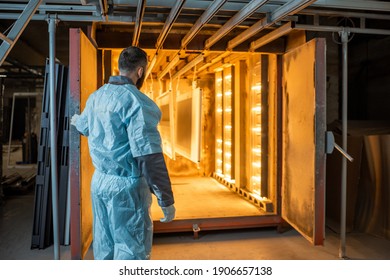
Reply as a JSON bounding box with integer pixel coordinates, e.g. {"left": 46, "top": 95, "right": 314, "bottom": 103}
{"left": 7, "top": 93, "right": 16, "bottom": 167}
{"left": 339, "top": 29, "right": 349, "bottom": 259}
{"left": 69, "top": 28, "right": 81, "bottom": 260}
{"left": 261, "top": 54, "right": 269, "bottom": 198}
{"left": 0, "top": 78, "right": 3, "bottom": 204}
{"left": 47, "top": 14, "right": 60, "bottom": 260}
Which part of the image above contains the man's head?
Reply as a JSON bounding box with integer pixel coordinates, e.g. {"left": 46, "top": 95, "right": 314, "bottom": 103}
{"left": 118, "top": 46, "right": 148, "bottom": 89}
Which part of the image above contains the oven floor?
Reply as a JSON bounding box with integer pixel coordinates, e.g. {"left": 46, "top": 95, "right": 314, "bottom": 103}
{"left": 151, "top": 176, "right": 265, "bottom": 221}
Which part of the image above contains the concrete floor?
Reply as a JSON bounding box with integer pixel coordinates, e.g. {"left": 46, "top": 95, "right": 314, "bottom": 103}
{"left": 1, "top": 173, "right": 390, "bottom": 260}
{"left": 1, "top": 148, "right": 390, "bottom": 260}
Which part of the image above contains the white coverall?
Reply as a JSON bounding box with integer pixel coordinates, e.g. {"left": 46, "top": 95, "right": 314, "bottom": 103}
{"left": 73, "top": 75, "right": 174, "bottom": 260}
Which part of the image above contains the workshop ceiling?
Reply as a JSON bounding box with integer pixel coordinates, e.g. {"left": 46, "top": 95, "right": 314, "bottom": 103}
{"left": 1, "top": 0, "right": 390, "bottom": 80}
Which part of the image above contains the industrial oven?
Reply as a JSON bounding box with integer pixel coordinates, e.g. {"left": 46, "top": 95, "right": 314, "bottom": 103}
{"left": 69, "top": 28, "right": 326, "bottom": 259}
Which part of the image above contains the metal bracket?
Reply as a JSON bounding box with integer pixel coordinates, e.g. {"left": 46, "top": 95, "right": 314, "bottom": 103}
{"left": 325, "top": 131, "right": 354, "bottom": 162}
{"left": 192, "top": 224, "right": 201, "bottom": 239}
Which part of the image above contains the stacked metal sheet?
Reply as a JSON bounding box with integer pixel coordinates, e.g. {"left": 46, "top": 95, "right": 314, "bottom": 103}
{"left": 31, "top": 60, "right": 70, "bottom": 249}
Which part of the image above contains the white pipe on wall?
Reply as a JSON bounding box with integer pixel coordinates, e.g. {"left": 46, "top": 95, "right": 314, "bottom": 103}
{"left": 48, "top": 14, "right": 60, "bottom": 260}
{"left": 339, "top": 29, "right": 349, "bottom": 260}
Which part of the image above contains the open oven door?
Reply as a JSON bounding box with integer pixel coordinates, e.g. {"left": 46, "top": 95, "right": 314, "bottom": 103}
{"left": 69, "top": 28, "right": 98, "bottom": 259}
{"left": 281, "top": 38, "right": 327, "bottom": 245}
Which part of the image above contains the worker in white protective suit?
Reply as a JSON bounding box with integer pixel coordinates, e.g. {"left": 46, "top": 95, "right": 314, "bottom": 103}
{"left": 71, "top": 46, "right": 175, "bottom": 260}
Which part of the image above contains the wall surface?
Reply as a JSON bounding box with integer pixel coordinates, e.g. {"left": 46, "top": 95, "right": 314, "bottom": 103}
{"left": 349, "top": 35, "right": 390, "bottom": 120}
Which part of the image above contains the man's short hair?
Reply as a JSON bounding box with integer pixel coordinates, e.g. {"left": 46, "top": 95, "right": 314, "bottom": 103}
{"left": 118, "top": 46, "right": 147, "bottom": 73}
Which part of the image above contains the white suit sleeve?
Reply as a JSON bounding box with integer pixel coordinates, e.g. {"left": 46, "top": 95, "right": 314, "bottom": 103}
{"left": 73, "top": 99, "right": 91, "bottom": 136}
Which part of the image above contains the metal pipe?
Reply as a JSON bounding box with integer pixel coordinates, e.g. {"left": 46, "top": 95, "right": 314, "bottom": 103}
{"left": 312, "top": 0, "right": 390, "bottom": 12}
{"left": 7, "top": 93, "right": 16, "bottom": 168}
{"left": 334, "top": 142, "right": 354, "bottom": 162}
{"left": 48, "top": 15, "right": 60, "bottom": 260}
{"left": 294, "top": 24, "right": 390, "bottom": 36}
{"left": 339, "top": 29, "right": 349, "bottom": 259}
{"left": 7, "top": 92, "right": 39, "bottom": 169}
{"left": 27, "top": 96, "right": 31, "bottom": 162}
{"left": 301, "top": 8, "right": 390, "bottom": 21}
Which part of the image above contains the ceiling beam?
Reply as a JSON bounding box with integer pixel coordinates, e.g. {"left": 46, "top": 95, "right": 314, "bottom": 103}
{"left": 157, "top": 55, "right": 180, "bottom": 80}
{"left": 227, "top": 0, "right": 316, "bottom": 50}
{"left": 155, "top": 0, "right": 186, "bottom": 51}
{"left": 141, "top": 0, "right": 186, "bottom": 79}
{"left": 0, "top": 0, "right": 43, "bottom": 66}
{"left": 181, "top": 0, "right": 227, "bottom": 49}
{"left": 0, "top": 33, "right": 13, "bottom": 45}
{"left": 98, "top": 0, "right": 109, "bottom": 21}
{"left": 4, "top": 57, "right": 44, "bottom": 77}
{"left": 205, "top": 0, "right": 270, "bottom": 50}
{"left": 250, "top": 21, "right": 293, "bottom": 51}
{"left": 196, "top": 51, "right": 231, "bottom": 73}
{"left": 132, "top": 0, "right": 146, "bottom": 46}
{"left": 197, "top": 53, "right": 243, "bottom": 76}
{"left": 270, "top": 0, "right": 315, "bottom": 22}
{"left": 145, "top": 53, "right": 157, "bottom": 80}
{"left": 152, "top": 0, "right": 227, "bottom": 81}
{"left": 172, "top": 54, "right": 204, "bottom": 79}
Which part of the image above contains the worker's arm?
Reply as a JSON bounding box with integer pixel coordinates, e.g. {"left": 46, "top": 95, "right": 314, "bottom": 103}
{"left": 134, "top": 153, "right": 175, "bottom": 222}
{"left": 134, "top": 153, "right": 174, "bottom": 207}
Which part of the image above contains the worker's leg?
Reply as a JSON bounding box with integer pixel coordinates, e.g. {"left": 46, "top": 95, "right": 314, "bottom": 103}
{"left": 91, "top": 172, "right": 115, "bottom": 260}
{"left": 108, "top": 176, "right": 153, "bottom": 260}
